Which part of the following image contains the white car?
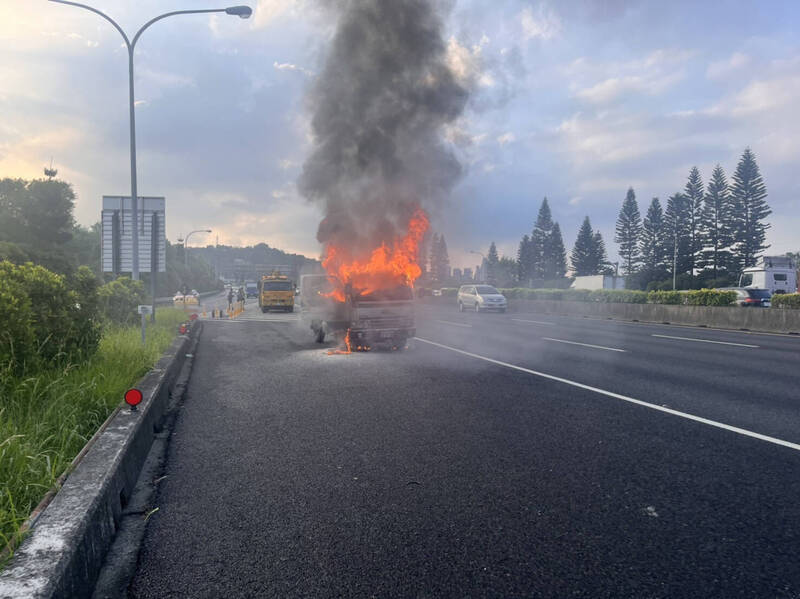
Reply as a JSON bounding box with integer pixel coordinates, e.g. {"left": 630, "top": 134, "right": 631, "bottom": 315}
{"left": 457, "top": 285, "right": 507, "bottom": 313}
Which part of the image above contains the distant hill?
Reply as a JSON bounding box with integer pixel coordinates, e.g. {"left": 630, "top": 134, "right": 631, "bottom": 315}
{"left": 191, "top": 243, "right": 321, "bottom": 282}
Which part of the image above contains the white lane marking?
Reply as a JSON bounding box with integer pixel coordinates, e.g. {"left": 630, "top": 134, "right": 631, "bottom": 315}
{"left": 651, "top": 334, "right": 759, "bottom": 348}
{"left": 435, "top": 320, "right": 473, "bottom": 328}
{"left": 414, "top": 337, "right": 800, "bottom": 453}
{"left": 512, "top": 318, "right": 555, "bottom": 326}
{"left": 542, "top": 337, "right": 626, "bottom": 353}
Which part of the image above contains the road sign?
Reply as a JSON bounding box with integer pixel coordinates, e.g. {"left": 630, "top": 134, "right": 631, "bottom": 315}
{"left": 101, "top": 196, "right": 166, "bottom": 274}
{"left": 138, "top": 305, "right": 153, "bottom": 315}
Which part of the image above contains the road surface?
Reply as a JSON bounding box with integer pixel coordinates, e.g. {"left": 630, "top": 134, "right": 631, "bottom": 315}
{"left": 129, "top": 299, "right": 800, "bottom": 598}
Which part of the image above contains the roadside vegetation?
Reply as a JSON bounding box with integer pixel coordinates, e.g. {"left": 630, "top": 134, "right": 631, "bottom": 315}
{"left": 0, "top": 258, "right": 190, "bottom": 561}
{"left": 772, "top": 293, "right": 800, "bottom": 309}
{"left": 436, "top": 287, "right": 738, "bottom": 306}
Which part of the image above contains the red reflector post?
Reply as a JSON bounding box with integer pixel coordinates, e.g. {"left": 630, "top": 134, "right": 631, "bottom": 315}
{"left": 124, "top": 388, "right": 143, "bottom": 411}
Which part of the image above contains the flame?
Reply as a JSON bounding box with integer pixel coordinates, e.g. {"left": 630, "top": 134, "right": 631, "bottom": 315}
{"left": 327, "top": 329, "right": 353, "bottom": 354}
{"left": 321, "top": 207, "right": 429, "bottom": 301}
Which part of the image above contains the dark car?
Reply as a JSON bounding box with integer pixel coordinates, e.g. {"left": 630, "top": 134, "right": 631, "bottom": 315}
{"left": 245, "top": 282, "right": 259, "bottom": 298}
{"left": 718, "top": 287, "right": 772, "bottom": 307}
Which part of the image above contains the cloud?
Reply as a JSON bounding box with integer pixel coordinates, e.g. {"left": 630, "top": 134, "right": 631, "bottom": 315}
{"left": 497, "top": 132, "right": 516, "bottom": 146}
{"left": 446, "top": 35, "right": 493, "bottom": 88}
{"left": 570, "top": 50, "right": 690, "bottom": 104}
{"left": 272, "top": 61, "right": 312, "bottom": 76}
{"left": 706, "top": 52, "right": 751, "bottom": 80}
{"left": 519, "top": 4, "right": 562, "bottom": 41}
{"left": 576, "top": 71, "right": 685, "bottom": 103}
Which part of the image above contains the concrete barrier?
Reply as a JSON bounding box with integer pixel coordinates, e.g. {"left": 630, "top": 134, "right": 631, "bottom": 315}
{"left": 505, "top": 299, "right": 800, "bottom": 334}
{"left": 0, "top": 323, "right": 202, "bottom": 599}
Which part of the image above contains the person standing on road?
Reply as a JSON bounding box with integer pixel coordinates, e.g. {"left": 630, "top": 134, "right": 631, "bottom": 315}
{"left": 227, "top": 288, "right": 234, "bottom": 310}
{"left": 237, "top": 286, "right": 245, "bottom": 305}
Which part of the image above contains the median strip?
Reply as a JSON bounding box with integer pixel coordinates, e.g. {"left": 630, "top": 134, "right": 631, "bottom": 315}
{"left": 651, "top": 334, "right": 759, "bottom": 348}
{"left": 415, "top": 337, "right": 800, "bottom": 453}
{"left": 542, "top": 337, "right": 626, "bottom": 353}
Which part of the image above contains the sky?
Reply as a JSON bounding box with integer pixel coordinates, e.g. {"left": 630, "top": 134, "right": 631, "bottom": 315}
{"left": 1, "top": 0, "right": 798, "bottom": 269}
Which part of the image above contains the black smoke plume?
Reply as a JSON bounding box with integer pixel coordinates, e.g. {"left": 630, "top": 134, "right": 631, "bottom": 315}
{"left": 299, "top": 0, "right": 469, "bottom": 257}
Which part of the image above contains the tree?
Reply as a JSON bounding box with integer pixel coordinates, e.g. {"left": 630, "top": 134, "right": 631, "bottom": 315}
{"left": 486, "top": 242, "right": 500, "bottom": 284}
{"left": 545, "top": 222, "right": 567, "bottom": 279}
{"left": 664, "top": 192, "right": 691, "bottom": 279}
{"left": 593, "top": 231, "right": 610, "bottom": 274}
{"left": 731, "top": 148, "right": 770, "bottom": 271}
{"left": 517, "top": 234, "right": 532, "bottom": 285}
{"left": 0, "top": 178, "right": 76, "bottom": 245}
{"left": 571, "top": 217, "right": 606, "bottom": 276}
{"left": 529, "top": 198, "right": 553, "bottom": 280}
{"left": 639, "top": 197, "right": 668, "bottom": 280}
{"left": 684, "top": 166, "right": 705, "bottom": 276}
{"left": 699, "top": 164, "right": 734, "bottom": 278}
{"left": 496, "top": 256, "right": 518, "bottom": 288}
{"left": 614, "top": 187, "right": 642, "bottom": 275}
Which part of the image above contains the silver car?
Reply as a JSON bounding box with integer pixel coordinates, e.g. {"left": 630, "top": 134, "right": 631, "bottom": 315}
{"left": 457, "top": 285, "right": 507, "bottom": 313}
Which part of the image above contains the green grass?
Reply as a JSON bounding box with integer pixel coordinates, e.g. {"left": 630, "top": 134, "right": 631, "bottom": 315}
{"left": 0, "top": 308, "right": 188, "bottom": 561}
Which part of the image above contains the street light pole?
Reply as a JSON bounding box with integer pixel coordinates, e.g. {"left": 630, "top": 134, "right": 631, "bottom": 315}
{"left": 183, "top": 229, "right": 213, "bottom": 268}
{"left": 49, "top": 1, "right": 252, "bottom": 280}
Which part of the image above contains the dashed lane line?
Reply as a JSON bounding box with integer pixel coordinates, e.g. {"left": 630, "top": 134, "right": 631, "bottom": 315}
{"left": 434, "top": 320, "right": 473, "bottom": 328}
{"left": 511, "top": 318, "right": 555, "bottom": 326}
{"left": 651, "top": 334, "right": 759, "bottom": 348}
{"left": 542, "top": 337, "right": 626, "bottom": 353}
{"left": 414, "top": 337, "right": 800, "bottom": 453}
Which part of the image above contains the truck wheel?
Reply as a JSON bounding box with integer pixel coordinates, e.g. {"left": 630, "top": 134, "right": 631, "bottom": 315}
{"left": 458, "top": 302, "right": 464, "bottom": 312}
{"left": 499, "top": 308, "right": 506, "bottom": 313}
{"left": 261, "top": 307, "right": 267, "bottom": 313}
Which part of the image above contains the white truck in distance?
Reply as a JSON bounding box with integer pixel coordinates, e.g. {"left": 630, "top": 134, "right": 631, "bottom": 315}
{"left": 570, "top": 275, "right": 626, "bottom": 290}
{"left": 739, "top": 256, "right": 797, "bottom": 295}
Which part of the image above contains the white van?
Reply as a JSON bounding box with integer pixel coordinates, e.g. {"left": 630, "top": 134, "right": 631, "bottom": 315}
{"left": 739, "top": 256, "right": 797, "bottom": 295}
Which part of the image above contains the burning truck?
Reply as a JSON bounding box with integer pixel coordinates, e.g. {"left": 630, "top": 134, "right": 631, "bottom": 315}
{"left": 300, "top": 208, "right": 427, "bottom": 350}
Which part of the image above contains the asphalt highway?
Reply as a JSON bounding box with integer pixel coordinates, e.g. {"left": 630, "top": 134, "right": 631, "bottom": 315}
{"left": 129, "top": 299, "right": 800, "bottom": 598}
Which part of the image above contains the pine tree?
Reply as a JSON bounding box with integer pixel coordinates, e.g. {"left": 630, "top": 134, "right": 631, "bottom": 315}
{"left": 546, "top": 222, "right": 567, "bottom": 279}
{"left": 517, "top": 234, "right": 531, "bottom": 285}
{"left": 486, "top": 241, "right": 500, "bottom": 284}
{"left": 593, "top": 231, "right": 609, "bottom": 274}
{"left": 664, "top": 192, "right": 691, "bottom": 277}
{"left": 571, "top": 217, "right": 602, "bottom": 276}
{"left": 614, "top": 187, "right": 642, "bottom": 275}
{"left": 639, "top": 197, "right": 668, "bottom": 280}
{"left": 700, "top": 164, "right": 734, "bottom": 278}
{"left": 731, "top": 148, "right": 771, "bottom": 271}
{"left": 529, "top": 198, "right": 553, "bottom": 280}
{"left": 684, "top": 166, "right": 705, "bottom": 276}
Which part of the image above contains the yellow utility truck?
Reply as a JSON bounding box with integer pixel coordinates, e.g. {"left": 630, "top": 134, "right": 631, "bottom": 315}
{"left": 258, "top": 273, "right": 295, "bottom": 313}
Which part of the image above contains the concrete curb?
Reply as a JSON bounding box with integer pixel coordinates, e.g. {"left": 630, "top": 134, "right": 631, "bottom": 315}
{"left": 0, "top": 323, "right": 203, "bottom": 599}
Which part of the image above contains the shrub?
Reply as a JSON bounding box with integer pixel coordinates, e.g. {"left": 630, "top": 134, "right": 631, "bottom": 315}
{"left": 773, "top": 293, "right": 800, "bottom": 309}
{"left": 588, "top": 289, "right": 648, "bottom": 303}
{"left": 647, "top": 290, "right": 684, "bottom": 305}
{"left": 98, "top": 277, "right": 147, "bottom": 325}
{"left": 0, "top": 261, "right": 99, "bottom": 367}
{"left": 0, "top": 274, "right": 36, "bottom": 373}
{"left": 685, "top": 289, "right": 736, "bottom": 306}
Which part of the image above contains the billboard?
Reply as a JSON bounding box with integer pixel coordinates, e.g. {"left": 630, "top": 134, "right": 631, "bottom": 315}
{"left": 101, "top": 196, "right": 166, "bottom": 274}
